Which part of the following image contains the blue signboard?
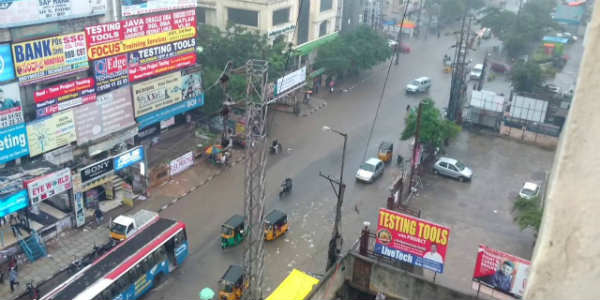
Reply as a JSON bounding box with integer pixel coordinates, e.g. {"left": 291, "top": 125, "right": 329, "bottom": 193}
{"left": 0, "top": 190, "right": 29, "bottom": 218}
{"left": 137, "top": 95, "right": 204, "bottom": 129}
{"left": 114, "top": 146, "right": 144, "bottom": 171}
{"left": 0, "top": 123, "right": 29, "bottom": 164}
{"left": 0, "top": 44, "right": 16, "bottom": 83}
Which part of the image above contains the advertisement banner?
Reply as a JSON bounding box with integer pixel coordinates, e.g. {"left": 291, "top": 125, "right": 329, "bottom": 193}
{"left": 25, "top": 168, "right": 72, "bottom": 205}
{"left": 0, "top": 123, "right": 29, "bottom": 164}
{"left": 137, "top": 97, "right": 203, "bottom": 129}
{"left": 129, "top": 52, "right": 196, "bottom": 82}
{"left": 92, "top": 55, "right": 129, "bottom": 93}
{"left": 0, "top": 190, "right": 29, "bottom": 218}
{"left": 81, "top": 158, "right": 113, "bottom": 183}
{"left": 85, "top": 10, "right": 196, "bottom": 47}
{"left": 472, "top": 245, "right": 531, "bottom": 299}
{"left": 374, "top": 208, "right": 451, "bottom": 273}
{"left": 0, "top": 44, "right": 16, "bottom": 83}
{"left": 275, "top": 66, "right": 307, "bottom": 96}
{"left": 26, "top": 110, "right": 77, "bottom": 157}
{"left": 128, "top": 38, "right": 195, "bottom": 66}
{"left": 114, "top": 146, "right": 144, "bottom": 171}
{"left": 132, "top": 71, "right": 182, "bottom": 117}
{"left": 0, "top": 82, "right": 25, "bottom": 128}
{"left": 73, "top": 190, "right": 85, "bottom": 227}
{"left": 170, "top": 151, "right": 193, "bottom": 176}
{"left": 0, "top": 0, "right": 107, "bottom": 29}
{"left": 73, "top": 86, "right": 136, "bottom": 144}
{"left": 121, "top": 0, "right": 197, "bottom": 17}
{"left": 34, "top": 78, "right": 96, "bottom": 118}
{"left": 87, "top": 27, "right": 196, "bottom": 60}
{"left": 12, "top": 32, "right": 89, "bottom": 85}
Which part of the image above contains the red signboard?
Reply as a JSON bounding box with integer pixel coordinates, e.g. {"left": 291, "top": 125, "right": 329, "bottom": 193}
{"left": 34, "top": 78, "right": 96, "bottom": 118}
{"left": 472, "top": 245, "right": 531, "bottom": 299}
{"left": 129, "top": 52, "right": 196, "bottom": 82}
{"left": 84, "top": 9, "right": 196, "bottom": 48}
{"left": 375, "top": 208, "right": 450, "bottom": 273}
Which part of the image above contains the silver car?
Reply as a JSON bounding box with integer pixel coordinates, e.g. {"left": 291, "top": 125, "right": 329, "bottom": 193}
{"left": 432, "top": 157, "right": 472, "bottom": 182}
{"left": 355, "top": 158, "right": 384, "bottom": 183}
{"left": 405, "top": 77, "right": 431, "bottom": 94}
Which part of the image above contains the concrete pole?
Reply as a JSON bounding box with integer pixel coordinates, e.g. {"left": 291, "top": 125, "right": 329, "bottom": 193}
{"left": 409, "top": 102, "right": 423, "bottom": 192}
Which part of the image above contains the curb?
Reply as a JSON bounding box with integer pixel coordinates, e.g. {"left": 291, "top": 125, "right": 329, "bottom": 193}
{"left": 300, "top": 101, "right": 327, "bottom": 117}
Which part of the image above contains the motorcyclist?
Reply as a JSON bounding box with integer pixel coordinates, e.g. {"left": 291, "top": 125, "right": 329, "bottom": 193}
{"left": 271, "top": 140, "right": 281, "bottom": 154}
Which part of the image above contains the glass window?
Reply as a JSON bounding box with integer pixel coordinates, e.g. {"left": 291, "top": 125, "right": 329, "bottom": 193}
{"left": 198, "top": 8, "right": 206, "bottom": 24}
{"left": 360, "top": 163, "right": 375, "bottom": 172}
{"left": 273, "top": 8, "right": 290, "bottom": 26}
{"left": 455, "top": 161, "right": 466, "bottom": 170}
{"left": 448, "top": 164, "right": 458, "bottom": 171}
{"left": 228, "top": 8, "right": 258, "bottom": 27}
{"left": 319, "top": 21, "right": 328, "bottom": 37}
{"left": 320, "top": 0, "right": 333, "bottom": 11}
{"left": 111, "top": 223, "right": 127, "bottom": 235}
{"left": 439, "top": 162, "right": 448, "bottom": 168}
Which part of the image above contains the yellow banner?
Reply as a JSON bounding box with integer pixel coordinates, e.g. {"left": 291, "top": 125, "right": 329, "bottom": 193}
{"left": 88, "top": 27, "right": 196, "bottom": 60}
{"left": 26, "top": 110, "right": 77, "bottom": 157}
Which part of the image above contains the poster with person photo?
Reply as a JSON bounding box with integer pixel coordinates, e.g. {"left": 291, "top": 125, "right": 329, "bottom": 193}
{"left": 0, "top": 82, "right": 24, "bottom": 129}
{"left": 472, "top": 244, "right": 531, "bottom": 299}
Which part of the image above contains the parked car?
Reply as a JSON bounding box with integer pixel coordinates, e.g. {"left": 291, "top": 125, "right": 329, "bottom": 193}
{"left": 519, "top": 182, "right": 540, "bottom": 200}
{"left": 355, "top": 158, "right": 384, "bottom": 183}
{"left": 490, "top": 62, "right": 508, "bottom": 74}
{"left": 470, "top": 64, "right": 484, "bottom": 80}
{"left": 543, "top": 83, "right": 562, "bottom": 95}
{"left": 432, "top": 157, "right": 472, "bottom": 182}
{"left": 405, "top": 77, "right": 431, "bottom": 94}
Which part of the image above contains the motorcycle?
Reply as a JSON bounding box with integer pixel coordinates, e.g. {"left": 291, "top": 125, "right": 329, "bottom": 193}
{"left": 270, "top": 140, "right": 282, "bottom": 155}
{"left": 279, "top": 178, "right": 292, "bottom": 197}
{"left": 26, "top": 280, "right": 40, "bottom": 300}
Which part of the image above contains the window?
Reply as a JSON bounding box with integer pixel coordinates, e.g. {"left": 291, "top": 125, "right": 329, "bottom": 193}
{"left": 273, "top": 8, "right": 290, "bottom": 26}
{"left": 228, "top": 8, "right": 258, "bottom": 27}
{"left": 439, "top": 162, "right": 448, "bottom": 168}
{"left": 198, "top": 8, "right": 206, "bottom": 24}
{"left": 320, "top": 0, "right": 333, "bottom": 11}
{"left": 319, "top": 20, "right": 328, "bottom": 37}
{"left": 448, "top": 165, "right": 458, "bottom": 172}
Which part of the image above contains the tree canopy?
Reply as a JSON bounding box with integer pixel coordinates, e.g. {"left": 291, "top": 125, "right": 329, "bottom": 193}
{"left": 401, "top": 98, "right": 461, "bottom": 149}
{"left": 314, "top": 25, "right": 392, "bottom": 77}
{"left": 510, "top": 61, "right": 543, "bottom": 93}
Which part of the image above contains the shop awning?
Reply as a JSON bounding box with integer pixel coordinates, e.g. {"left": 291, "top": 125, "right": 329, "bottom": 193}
{"left": 265, "top": 269, "right": 319, "bottom": 300}
{"left": 543, "top": 36, "right": 569, "bottom": 44}
{"left": 309, "top": 67, "right": 326, "bottom": 79}
{"left": 397, "top": 20, "right": 416, "bottom": 28}
{"left": 294, "top": 32, "right": 339, "bottom": 56}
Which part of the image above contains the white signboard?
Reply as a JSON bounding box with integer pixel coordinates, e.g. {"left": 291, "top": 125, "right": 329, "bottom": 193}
{"left": 0, "top": 0, "right": 107, "bottom": 29}
{"left": 169, "top": 151, "right": 193, "bottom": 176}
{"left": 275, "top": 66, "right": 307, "bottom": 96}
{"left": 26, "top": 168, "right": 72, "bottom": 205}
{"left": 121, "top": 0, "right": 196, "bottom": 17}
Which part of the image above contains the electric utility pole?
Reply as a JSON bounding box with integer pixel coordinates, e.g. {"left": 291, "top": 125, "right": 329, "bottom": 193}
{"left": 447, "top": 12, "right": 471, "bottom": 122}
{"left": 409, "top": 102, "right": 423, "bottom": 192}
{"left": 394, "top": 0, "right": 411, "bottom": 65}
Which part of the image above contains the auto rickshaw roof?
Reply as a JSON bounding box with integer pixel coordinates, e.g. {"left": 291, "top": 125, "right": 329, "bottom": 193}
{"left": 378, "top": 141, "right": 393, "bottom": 150}
{"left": 265, "top": 209, "right": 287, "bottom": 224}
{"left": 223, "top": 214, "right": 245, "bottom": 229}
{"left": 221, "top": 264, "right": 244, "bottom": 284}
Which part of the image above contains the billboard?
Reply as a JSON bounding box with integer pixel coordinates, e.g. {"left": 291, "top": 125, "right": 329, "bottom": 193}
{"left": 132, "top": 71, "right": 183, "bottom": 117}
{"left": 128, "top": 38, "right": 195, "bottom": 66}
{"left": 129, "top": 52, "right": 196, "bottom": 82}
{"left": 26, "top": 110, "right": 77, "bottom": 157}
{"left": 0, "top": 0, "right": 107, "bottom": 29}
{"left": 80, "top": 158, "right": 113, "bottom": 183}
{"left": 34, "top": 78, "right": 96, "bottom": 118}
{"left": 0, "top": 190, "right": 29, "bottom": 218}
{"left": 0, "top": 44, "right": 16, "bottom": 82}
{"left": 114, "top": 146, "right": 144, "bottom": 171}
{"left": 73, "top": 86, "right": 136, "bottom": 144}
{"left": 121, "top": 0, "right": 197, "bottom": 17}
{"left": 25, "top": 168, "right": 72, "bottom": 205}
{"left": 375, "top": 208, "right": 451, "bottom": 273}
{"left": 0, "top": 123, "right": 29, "bottom": 164}
{"left": 0, "top": 82, "right": 24, "bottom": 128}
{"left": 472, "top": 245, "right": 531, "bottom": 299}
{"left": 12, "top": 32, "right": 89, "bottom": 85}
{"left": 92, "top": 55, "right": 129, "bottom": 93}
{"left": 170, "top": 151, "right": 193, "bottom": 176}
{"left": 275, "top": 66, "right": 306, "bottom": 96}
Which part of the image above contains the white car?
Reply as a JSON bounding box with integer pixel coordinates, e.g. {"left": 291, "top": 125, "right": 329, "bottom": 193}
{"left": 470, "top": 64, "right": 483, "bottom": 80}
{"left": 355, "top": 158, "right": 384, "bottom": 183}
{"left": 432, "top": 157, "right": 473, "bottom": 182}
{"left": 406, "top": 77, "right": 431, "bottom": 94}
{"left": 519, "top": 182, "right": 540, "bottom": 200}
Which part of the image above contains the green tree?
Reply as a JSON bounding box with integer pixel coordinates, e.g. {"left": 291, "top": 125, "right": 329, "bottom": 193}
{"left": 510, "top": 61, "right": 543, "bottom": 92}
{"left": 314, "top": 25, "right": 392, "bottom": 78}
{"left": 513, "top": 196, "right": 542, "bottom": 233}
{"left": 401, "top": 98, "right": 461, "bottom": 149}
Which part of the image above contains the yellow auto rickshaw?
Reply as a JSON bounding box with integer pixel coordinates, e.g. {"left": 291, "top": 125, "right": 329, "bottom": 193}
{"left": 264, "top": 209, "right": 288, "bottom": 241}
{"left": 219, "top": 265, "right": 247, "bottom": 300}
{"left": 377, "top": 141, "right": 394, "bottom": 163}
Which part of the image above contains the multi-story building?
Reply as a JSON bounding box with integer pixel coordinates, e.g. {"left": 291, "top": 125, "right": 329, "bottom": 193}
{"left": 198, "top": 0, "right": 342, "bottom": 45}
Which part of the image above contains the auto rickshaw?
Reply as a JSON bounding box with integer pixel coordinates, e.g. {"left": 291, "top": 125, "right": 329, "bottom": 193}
{"left": 264, "top": 209, "right": 288, "bottom": 241}
{"left": 218, "top": 264, "right": 247, "bottom": 300}
{"left": 221, "top": 214, "right": 246, "bottom": 249}
{"left": 377, "top": 141, "right": 393, "bottom": 163}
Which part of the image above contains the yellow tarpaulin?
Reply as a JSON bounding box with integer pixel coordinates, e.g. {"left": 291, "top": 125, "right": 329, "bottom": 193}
{"left": 265, "top": 269, "right": 319, "bottom": 300}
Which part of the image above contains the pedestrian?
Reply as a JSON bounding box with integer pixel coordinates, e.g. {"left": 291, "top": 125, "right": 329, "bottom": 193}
{"left": 8, "top": 255, "right": 17, "bottom": 272}
{"left": 9, "top": 214, "right": 18, "bottom": 238}
{"left": 329, "top": 80, "right": 335, "bottom": 94}
{"left": 406, "top": 104, "right": 411, "bottom": 112}
{"left": 94, "top": 207, "right": 104, "bottom": 225}
{"left": 9, "top": 267, "right": 19, "bottom": 292}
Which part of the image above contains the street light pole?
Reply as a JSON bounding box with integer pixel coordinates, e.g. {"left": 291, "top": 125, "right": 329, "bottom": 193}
{"left": 321, "top": 126, "right": 347, "bottom": 271}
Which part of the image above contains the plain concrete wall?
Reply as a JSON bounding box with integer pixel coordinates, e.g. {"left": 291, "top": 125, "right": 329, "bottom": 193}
{"left": 523, "top": 1, "right": 600, "bottom": 299}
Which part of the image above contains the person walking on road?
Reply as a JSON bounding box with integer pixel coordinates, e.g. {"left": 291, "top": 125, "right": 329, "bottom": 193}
{"left": 329, "top": 80, "right": 335, "bottom": 94}
{"left": 9, "top": 267, "right": 19, "bottom": 292}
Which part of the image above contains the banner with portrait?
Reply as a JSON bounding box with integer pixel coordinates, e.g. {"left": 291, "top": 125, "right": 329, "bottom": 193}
{"left": 472, "top": 245, "right": 531, "bottom": 299}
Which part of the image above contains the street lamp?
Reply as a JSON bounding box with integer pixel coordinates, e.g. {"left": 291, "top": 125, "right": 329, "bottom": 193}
{"left": 320, "top": 125, "right": 348, "bottom": 271}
